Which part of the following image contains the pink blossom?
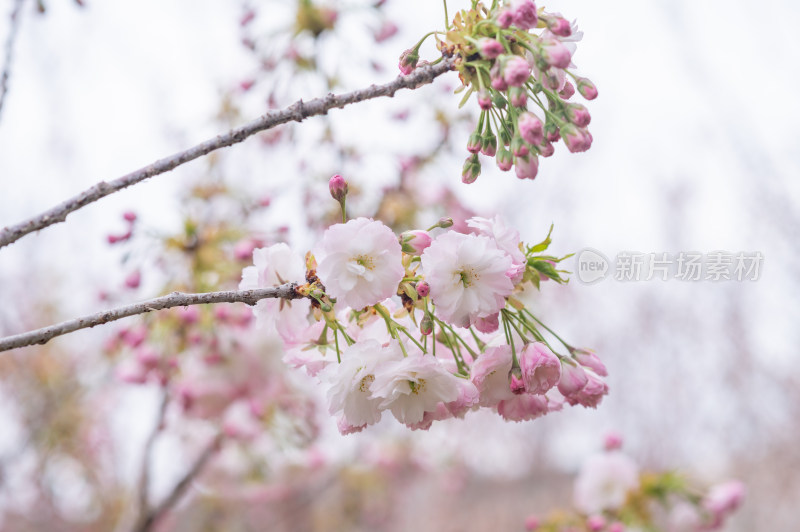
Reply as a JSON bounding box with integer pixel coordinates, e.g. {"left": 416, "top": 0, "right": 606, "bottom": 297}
{"left": 604, "top": 431, "right": 624, "bottom": 451}
{"left": 540, "top": 38, "right": 573, "bottom": 69}
{"left": 514, "top": 154, "right": 539, "bottom": 180}
{"left": 587, "top": 515, "right": 606, "bottom": 531}
{"left": 124, "top": 270, "right": 141, "bottom": 289}
{"left": 373, "top": 21, "right": 398, "bottom": 43}
{"left": 240, "top": 243, "right": 311, "bottom": 342}
{"left": 524, "top": 515, "right": 540, "bottom": 531}
{"left": 496, "top": 148, "right": 513, "bottom": 171}
{"left": 503, "top": 56, "right": 532, "bottom": 87}
{"left": 518, "top": 342, "right": 561, "bottom": 394}
{"left": 509, "top": 86, "right": 527, "bottom": 108}
{"left": 497, "top": 9, "right": 514, "bottom": 29}
{"left": 420, "top": 231, "right": 513, "bottom": 328}
{"left": 510, "top": 0, "right": 538, "bottom": 30}
{"left": 322, "top": 339, "right": 403, "bottom": 428}
{"left": 561, "top": 124, "right": 593, "bottom": 153}
{"left": 573, "top": 348, "right": 608, "bottom": 376}
{"left": 559, "top": 80, "right": 576, "bottom": 99}
{"left": 328, "top": 173, "right": 348, "bottom": 203}
{"left": 557, "top": 360, "right": 588, "bottom": 396}
{"left": 701, "top": 480, "right": 746, "bottom": 529}
{"left": 478, "top": 38, "right": 504, "bottom": 59}
{"left": 474, "top": 312, "right": 499, "bottom": 334}
{"left": 566, "top": 102, "right": 592, "bottom": 127}
{"left": 470, "top": 345, "right": 514, "bottom": 407}
{"left": 577, "top": 77, "right": 599, "bottom": 100}
{"left": 497, "top": 393, "right": 549, "bottom": 422}
{"left": 518, "top": 112, "right": 544, "bottom": 145}
{"left": 315, "top": 218, "right": 404, "bottom": 309}
{"left": 466, "top": 215, "right": 526, "bottom": 284}
{"left": 371, "top": 349, "right": 462, "bottom": 425}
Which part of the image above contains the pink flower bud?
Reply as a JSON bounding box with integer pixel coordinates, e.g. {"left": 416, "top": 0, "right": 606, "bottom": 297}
{"left": 461, "top": 154, "right": 481, "bottom": 184}
{"left": 497, "top": 9, "right": 514, "bottom": 29}
{"left": 540, "top": 38, "right": 572, "bottom": 69}
{"left": 538, "top": 141, "right": 555, "bottom": 157}
{"left": 561, "top": 124, "right": 593, "bottom": 153}
{"left": 481, "top": 133, "right": 498, "bottom": 157}
{"left": 565, "top": 372, "right": 608, "bottom": 408}
{"left": 518, "top": 342, "right": 561, "bottom": 393}
{"left": 124, "top": 270, "right": 141, "bottom": 289}
{"left": 136, "top": 347, "right": 160, "bottom": 369}
{"left": 508, "top": 86, "right": 527, "bottom": 108}
{"left": 543, "top": 15, "right": 572, "bottom": 37}
{"left": 496, "top": 147, "right": 513, "bottom": 171}
{"left": 478, "top": 38, "right": 504, "bottom": 59}
{"left": 491, "top": 75, "right": 508, "bottom": 91}
{"left": 373, "top": 21, "right": 398, "bottom": 43}
{"left": 123, "top": 211, "right": 137, "bottom": 223}
{"left": 122, "top": 326, "right": 147, "bottom": 348}
{"left": 503, "top": 56, "right": 532, "bottom": 87}
{"left": 511, "top": 135, "right": 529, "bottom": 157}
{"left": 604, "top": 431, "right": 624, "bottom": 451}
{"left": 514, "top": 154, "right": 540, "bottom": 180}
{"left": 400, "top": 230, "right": 433, "bottom": 255}
{"left": 566, "top": 103, "right": 592, "bottom": 127}
{"left": 559, "top": 80, "right": 576, "bottom": 99}
{"left": 510, "top": 0, "right": 538, "bottom": 30}
{"left": 573, "top": 348, "right": 608, "bottom": 376}
{"left": 416, "top": 281, "right": 430, "bottom": 298}
{"left": 576, "top": 77, "right": 599, "bottom": 100}
{"left": 608, "top": 523, "right": 625, "bottom": 532}
{"left": 177, "top": 306, "right": 200, "bottom": 325}
{"left": 518, "top": 112, "right": 544, "bottom": 146}
{"left": 557, "top": 360, "right": 588, "bottom": 396}
{"left": 545, "top": 121, "right": 561, "bottom": 142}
{"left": 107, "top": 234, "right": 121, "bottom": 244}
{"left": 466, "top": 131, "right": 483, "bottom": 154}
{"left": 437, "top": 217, "right": 454, "bottom": 229}
{"left": 234, "top": 239, "right": 256, "bottom": 261}
{"left": 398, "top": 48, "right": 419, "bottom": 75}
{"left": 524, "top": 515, "right": 540, "bottom": 531}
{"left": 328, "top": 174, "right": 348, "bottom": 203}
{"left": 587, "top": 515, "right": 606, "bottom": 531}
{"left": 420, "top": 313, "right": 433, "bottom": 335}
{"left": 477, "top": 89, "right": 492, "bottom": 110}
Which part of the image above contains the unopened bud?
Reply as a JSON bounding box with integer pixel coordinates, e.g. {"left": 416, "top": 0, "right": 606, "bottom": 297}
{"left": 492, "top": 92, "right": 507, "bottom": 109}
{"left": 576, "top": 77, "right": 599, "bottom": 100}
{"left": 508, "top": 86, "right": 527, "bottom": 108}
{"left": 561, "top": 124, "right": 593, "bottom": 153}
{"left": 399, "top": 230, "right": 432, "bottom": 255}
{"left": 497, "top": 9, "right": 513, "bottom": 29}
{"left": 416, "top": 281, "right": 430, "bottom": 298}
{"left": 477, "top": 37, "right": 503, "bottom": 60}
{"left": 518, "top": 112, "right": 544, "bottom": 146}
{"left": 510, "top": 135, "right": 530, "bottom": 157}
{"left": 420, "top": 313, "right": 434, "bottom": 335}
{"left": 566, "top": 103, "right": 591, "bottom": 127}
{"left": 477, "top": 89, "right": 492, "bottom": 110}
{"left": 496, "top": 147, "right": 513, "bottom": 171}
{"left": 123, "top": 211, "right": 137, "bottom": 223}
{"left": 539, "top": 38, "right": 572, "bottom": 69}
{"left": 542, "top": 15, "right": 572, "bottom": 37}
{"left": 398, "top": 48, "right": 419, "bottom": 75}
{"left": 499, "top": 127, "right": 512, "bottom": 146}
{"left": 559, "top": 80, "right": 576, "bottom": 99}
{"left": 466, "top": 130, "right": 483, "bottom": 154}
{"left": 544, "top": 121, "right": 561, "bottom": 143}
{"left": 481, "top": 133, "right": 497, "bottom": 157}
{"left": 514, "top": 154, "right": 539, "bottom": 180}
{"left": 329, "top": 174, "right": 348, "bottom": 203}
{"left": 461, "top": 154, "right": 481, "bottom": 184}
{"left": 436, "top": 217, "right": 454, "bottom": 229}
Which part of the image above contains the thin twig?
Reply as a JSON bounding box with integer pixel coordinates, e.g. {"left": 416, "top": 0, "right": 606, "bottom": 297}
{"left": 0, "top": 284, "right": 303, "bottom": 352}
{"left": 137, "top": 390, "right": 170, "bottom": 519}
{"left": 0, "top": 58, "right": 455, "bottom": 249}
{"left": 133, "top": 431, "right": 224, "bottom": 532}
{"left": 0, "top": 0, "right": 25, "bottom": 121}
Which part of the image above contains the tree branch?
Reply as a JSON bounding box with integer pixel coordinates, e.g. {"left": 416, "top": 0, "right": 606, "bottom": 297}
{"left": 0, "top": 0, "right": 26, "bottom": 122}
{"left": 0, "top": 284, "right": 303, "bottom": 352}
{"left": 137, "top": 390, "right": 169, "bottom": 520}
{"left": 133, "top": 431, "right": 224, "bottom": 532}
{"left": 0, "top": 58, "right": 455, "bottom": 249}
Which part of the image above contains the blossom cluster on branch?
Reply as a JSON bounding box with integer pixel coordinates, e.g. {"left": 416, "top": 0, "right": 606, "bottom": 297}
{"left": 237, "top": 175, "right": 608, "bottom": 434}
{"left": 400, "top": 0, "right": 597, "bottom": 183}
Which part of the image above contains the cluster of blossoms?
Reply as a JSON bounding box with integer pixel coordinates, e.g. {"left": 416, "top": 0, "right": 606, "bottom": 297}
{"left": 399, "top": 0, "right": 597, "bottom": 182}
{"left": 523, "top": 434, "right": 746, "bottom": 532}
{"left": 239, "top": 175, "right": 608, "bottom": 434}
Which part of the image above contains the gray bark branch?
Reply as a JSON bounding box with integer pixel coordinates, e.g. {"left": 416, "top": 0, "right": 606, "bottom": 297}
{"left": 0, "top": 284, "right": 303, "bottom": 352}
{"left": 0, "top": 58, "right": 454, "bottom": 249}
{"left": 0, "top": 0, "right": 26, "bottom": 121}
{"left": 133, "top": 432, "right": 224, "bottom": 532}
